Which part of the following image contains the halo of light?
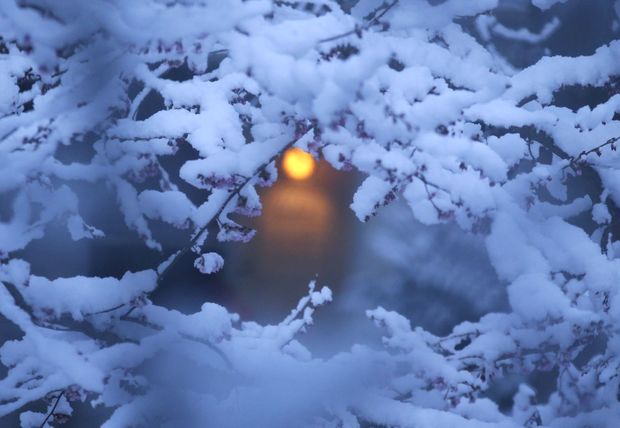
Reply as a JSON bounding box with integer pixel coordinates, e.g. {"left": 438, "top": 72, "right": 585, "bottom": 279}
{"left": 282, "top": 148, "right": 316, "bottom": 180}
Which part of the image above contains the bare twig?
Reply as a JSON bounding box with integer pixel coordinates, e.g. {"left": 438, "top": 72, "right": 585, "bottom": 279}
{"left": 39, "top": 390, "right": 64, "bottom": 428}
{"left": 84, "top": 303, "right": 126, "bottom": 316}
{"left": 319, "top": 1, "right": 399, "bottom": 44}
{"left": 564, "top": 136, "right": 619, "bottom": 171}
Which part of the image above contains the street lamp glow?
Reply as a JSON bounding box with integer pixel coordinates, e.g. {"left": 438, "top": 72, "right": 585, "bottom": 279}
{"left": 282, "top": 148, "right": 316, "bottom": 180}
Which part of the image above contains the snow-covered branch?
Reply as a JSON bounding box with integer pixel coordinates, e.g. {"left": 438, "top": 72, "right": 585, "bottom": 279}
{"left": 1, "top": 0, "right": 620, "bottom": 426}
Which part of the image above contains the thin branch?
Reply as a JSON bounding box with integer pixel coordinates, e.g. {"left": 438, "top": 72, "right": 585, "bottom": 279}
{"left": 155, "top": 139, "right": 296, "bottom": 286}
{"left": 413, "top": 172, "right": 452, "bottom": 218}
{"left": 421, "top": 179, "right": 443, "bottom": 216}
{"left": 39, "top": 390, "right": 64, "bottom": 428}
{"left": 437, "top": 330, "right": 481, "bottom": 344}
{"left": 564, "top": 136, "right": 619, "bottom": 171}
{"left": 527, "top": 140, "right": 536, "bottom": 161}
{"left": 83, "top": 303, "right": 126, "bottom": 316}
{"left": 129, "top": 63, "right": 169, "bottom": 120}
{"left": 319, "top": 0, "right": 399, "bottom": 44}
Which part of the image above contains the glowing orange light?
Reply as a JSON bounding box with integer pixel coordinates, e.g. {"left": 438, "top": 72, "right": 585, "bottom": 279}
{"left": 282, "top": 148, "right": 316, "bottom": 180}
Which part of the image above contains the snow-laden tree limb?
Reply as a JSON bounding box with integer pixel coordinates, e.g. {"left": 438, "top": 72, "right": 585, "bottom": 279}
{"left": 1, "top": 0, "right": 620, "bottom": 426}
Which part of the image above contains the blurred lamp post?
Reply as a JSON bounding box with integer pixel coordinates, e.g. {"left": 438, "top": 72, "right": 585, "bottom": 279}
{"left": 227, "top": 149, "right": 357, "bottom": 321}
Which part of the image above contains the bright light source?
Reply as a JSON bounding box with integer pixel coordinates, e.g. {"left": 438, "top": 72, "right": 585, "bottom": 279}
{"left": 282, "top": 148, "right": 316, "bottom": 180}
